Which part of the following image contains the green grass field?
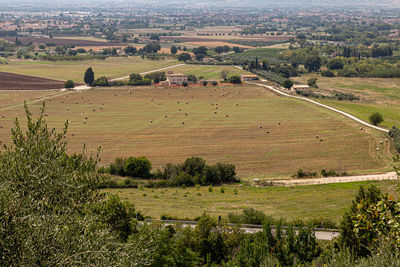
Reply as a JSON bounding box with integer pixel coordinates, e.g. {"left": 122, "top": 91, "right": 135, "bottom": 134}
{"left": 104, "top": 180, "right": 397, "bottom": 224}
{"left": 225, "top": 48, "right": 285, "bottom": 60}
{"left": 293, "top": 76, "right": 400, "bottom": 128}
{"left": 0, "top": 57, "right": 179, "bottom": 82}
{"left": 0, "top": 84, "right": 392, "bottom": 180}
{"left": 167, "top": 64, "right": 250, "bottom": 80}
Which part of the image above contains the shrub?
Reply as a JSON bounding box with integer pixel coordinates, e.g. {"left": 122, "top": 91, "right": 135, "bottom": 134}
{"left": 283, "top": 79, "right": 294, "bottom": 89}
{"left": 93, "top": 76, "right": 109, "bottom": 86}
{"left": 228, "top": 75, "right": 242, "bottom": 84}
{"left": 202, "top": 81, "right": 208, "bottom": 86}
{"left": 212, "top": 81, "right": 218, "bottom": 86}
{"left": 389, "top": 126, "right": 400, "bottom": 153}
{"left": 64, "top": 80, "right": 75, "bottom": 89}
{"left": 124, "top": 156, "right": 152, "bottom": 178}
{"left": 321, "top": 70, "right": 335, "bottom": 77}
{"left": 182, "top": 81, "right": 188, "bottom": 87}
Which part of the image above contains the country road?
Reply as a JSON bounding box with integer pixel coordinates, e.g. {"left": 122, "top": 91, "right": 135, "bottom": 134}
{"left": 266, "top": 172, "right": 397, "bottom": 186}
{"left": 144, "top": 219, "right": 340, "bottom": 241}
{"left": 248, "top": 81, "right": 389, "bottom": 133}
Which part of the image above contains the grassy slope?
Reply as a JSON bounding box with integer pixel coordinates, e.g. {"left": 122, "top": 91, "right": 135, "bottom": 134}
{"left": 293, "top": 76, "right": 400, "bottom": 128}
{"left": 0, "top": 57, "right": 179, "bottom": 82}
{"left": 104, "top": 181, "right": 397, "bottom": 223}
{"left": 0, "top": 84, "right": 392, "bottom": 179}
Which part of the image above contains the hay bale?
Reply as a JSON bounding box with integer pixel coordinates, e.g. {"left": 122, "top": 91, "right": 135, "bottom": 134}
{"left": 376, "top": 148, "right": 380, "bottom": 151}
{"left": 62, "top": 101, "right": 64, "bottom": 103}
{"left": 225, "top": 114, "right": 229, "bottom": 118}
{"left": 258, "top": 125, "right": 262, "bottom": 129}
{"left": 114, "top": 94, "right": 118, "bottom": 97}
{"left": 83, "top": 121, "right": 86, "bottom": 124}
{"left": 164, "top": 115, "right": 168, "bottom": 118}
{"left": 150, "top": 99, "right": 153, "bottom": 102}
{"left": 359, "top": 127, "right": 363, "bottom": 130}
{"left": 315, "top": 135, "right": 319, "bottom": 139}
{"left": 380, "top": 140, "right": 384, "bottom": 144}
{"left": 0, "top": 126, "right": 3, "bottom": 129}
{"left": 278, "top": 122, "right": 281, "bottom": 125}
{"left": 150, "top": 120, "right": 153, "bottom": 123}
{"left": 236, "top": 104, "right": 239, "bottom": 107}
{"left": 385, "top": 139, "right": 389, "bottom": 142}
{"left": 1, "top": 116, "right": 4, "bottom": 118}
{"left": 71, "top": 133, "right": 75, "bottom": 136}
{"left": 178, "top": 108, "right": 181, "bottom": 111}
{"left": 182, "top": 121, "right": 185, "bottom": 124}
{"left": 320, "top": 139, "right": 323, "bottom": 142}
{"left": 89, "top": 102, "right": 92, "bottom": 104}
{"left": 66, "top": 108, "right": 70, "bottom": 111}
{"left": 214, "top": 111, "right": 217, "bottom": 114}
{"left": 85, "top": 117, "right": 88, "bottom": 120}
{"left": 102, "top": 103, "right": 104, "bottom": 105}
{"left": 186, "top": 102, "right": 188, "bottom": 104}
{"left": 92, "top": 109, "right": 96, "bottom": 112}
{"left": 266, "top": 131, "right": 270, "bottom": 134}
{"left": 44, "top": 114, "right": 48, "bottom": 117}
{"left": 185, "top": 113, "right": 188, "bottom": 116}
{"left": 75, "top": 102, "right": 78, "bottom": 104}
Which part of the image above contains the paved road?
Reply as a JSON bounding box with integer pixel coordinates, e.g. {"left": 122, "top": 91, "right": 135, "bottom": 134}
{"left": 247, "top": 82, "right": 389, "bottom": 133}
{"left": 144, "top": 219, "right": 340, "bottom": 240}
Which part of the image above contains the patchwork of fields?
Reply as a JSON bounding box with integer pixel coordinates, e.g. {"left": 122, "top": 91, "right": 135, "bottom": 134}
{"left": 0, "top": 84, "right": 392, "bottom": 179}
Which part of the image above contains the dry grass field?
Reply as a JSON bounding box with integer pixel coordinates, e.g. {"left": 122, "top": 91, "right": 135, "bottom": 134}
{"left": 104, "top": 181, "right": 397, "bottom": 223}
{"left": 0, "top": 84, "right": 392, "bottom": 179}
{"left": 0, "top": 57, "right": 179, "bottom": 82}
{"left": 293, "top": 76, "right": 400, "bottom": 128}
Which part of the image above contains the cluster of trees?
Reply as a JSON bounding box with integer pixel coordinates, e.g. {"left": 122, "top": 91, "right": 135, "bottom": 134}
{"left": 105, "top": 156, "right": 237, "bottom": 186}
{"left": 246, "top": 58, "right": 299, "bottom": 78}
{"left": 214, "top": 45, "right": 231, "bottom": 54}
{"left": 292, "top": 169, "right": 348, "bottom": 179}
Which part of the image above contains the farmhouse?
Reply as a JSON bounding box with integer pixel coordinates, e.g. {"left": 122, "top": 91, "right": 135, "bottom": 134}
{"left": 240, "top": 74, "right": 259, "bottom": 81}
{"left": 160, "top": 72, "right": 188, "bottom": 86}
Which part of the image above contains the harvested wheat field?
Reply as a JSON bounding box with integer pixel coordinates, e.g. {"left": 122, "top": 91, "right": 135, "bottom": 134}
{"left": 0, "top": 84, "right": 392, "bottom": 179}
{"left": 0, "top": 71, "right": 65, "bottom": 90}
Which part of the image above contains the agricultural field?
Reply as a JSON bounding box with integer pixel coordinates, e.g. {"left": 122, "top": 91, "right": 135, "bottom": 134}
{"left": 1, "top": 36, "right": 118, "bottom": 47}
{"left": 0, "top": 71, "right": 66, "bottom": 90}
{"left": 0, "top": 89, "right": 61, "bottom": 108}
{"left": 166, "top": 65, "right": 250, "bottom": 80}
{"left": 0, "top": 57, "right": 179, "bottom": 82}
{"left": 0, "top": 84, "right": 392, "bottom": 180}
{"left": 293, "top": 76, "right": 400, "bottom": 128}
{"left": 224, "top": 47, "right": 286, "bottom": 60}
{"left": 184, "top": 41, "right": 254, "bottom": 49}
{"left": 104, "top": 180, "right": 397, "bottom": 223}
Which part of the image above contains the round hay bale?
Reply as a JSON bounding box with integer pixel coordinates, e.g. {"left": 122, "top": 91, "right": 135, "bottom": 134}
{"left": 1, "top": 115, "right": 5, "bottom": 118}
{"left": 158, "top": 103, "right": 161, "bottom": 105}
{"left": 278, "top": 122, "right": 281, "bottom": 125}
{"left": 178, "top": 108, "right": 181, "bottom": 111}
{"left": 186, "top": 102, "right": 188, "bottom": 104}
{"left": 150, "top": 99, "right": 153, "bottom": 102}
{"left": 259, "top": 125, "right": 262, "bottom": 129}
{"left": 266, "top": 131, "right": 270, "bottom": 134}
{"left": 359, "top": 127, "right": 363, "bottom": 130}
{"left": 320, "top": 139, "right": 323, "bottom": 142}
{"left": 385, "top": 139, "right": 389, "bottom": 142}
{"left": 92, "top": 109, "right": 96, "bottom": 112}
{"left": 182, "top": 121, "right": 185, "bottom": 124}
{"left": 0, "top": 126, "right": 3, "bottom": 129}
{"left": 164, "top": 115, "right": 168, "bottom": 118}
{"left": 150, "top": 120, "right": 153, "bottom": 123}
{"left": 62, "top": 101, "right": 64, "bottom": 103}
{"left": 114, "top": 94, "right": 118, "bottom": 97}
{"left": 66, "top": 108, "right": 70, "bottom": 111}
{"left": 316, "top": 135, "right": 319, "bottom": 139}
{"left": 83, "top": 121, "right": 86, "bottom": 124}
{"left": 71, "top": 133, "right": 75, "bottom": 136}
{"left": 225, "top": 114, "right": 229, "bottom": 118}
{"left": 44, "top": 114, "right": 48, "bottom": 117}
{"left": 100, "top": 107, "right": 103, "bottom": 110}
{"left": 89, "top": 102, "right": 92, "bottom": 104}
{"left": 376, "top": 148, "right": 380, "bottom": 151}
{"left": 214, "top": 111, "right": 217, "bottom": 114}
{"left": 85, "top": 117, "right": 88, "bottom": 120}
{"left": 236, "top": 104, "right": 239, "bottom": 107}
{"left": 185, "top": 113, "right": 188, "bottom": 116}
{"left": 75, "top": 102, "right": 78, "bottom": 104}
{"left": 380, "top": 140, "right": 384, "bottom": 144}
{"left": 102, "top": 103, "right": 104, "bottom": 105}
{"left": 215, "top": 107, "right": 218, "bottom": 110}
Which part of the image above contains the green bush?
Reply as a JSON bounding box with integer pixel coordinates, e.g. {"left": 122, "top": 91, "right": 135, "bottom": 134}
{"left": 124, "top": 156, "right": 152, "bottom": 178}
{"left": 389, "top": 126, "right": 400, "bottom": 153}
{"left": 64, "top": 80, "right": 75, "bottom": 89}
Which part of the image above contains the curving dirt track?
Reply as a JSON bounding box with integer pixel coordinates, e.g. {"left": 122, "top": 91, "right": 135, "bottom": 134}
{"left": 0, "top": 71, "right": 65, "bottom": 90}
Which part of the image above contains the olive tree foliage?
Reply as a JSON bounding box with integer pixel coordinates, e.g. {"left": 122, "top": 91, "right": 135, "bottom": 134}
{"left": 0, "top": 103, "right": 157, "bottom": 266}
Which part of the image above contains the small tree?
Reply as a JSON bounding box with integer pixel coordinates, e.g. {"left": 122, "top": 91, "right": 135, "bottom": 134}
{"left": 178, "top": 53, "right": 191, "bottom": 62}
{"left": 212, "top": 81, "right": 218, "bottom": 86}
{"left": 307, "top": 78, "right": 318, "bottom": 88}
{"left": 170, "top": 45, "right": 178, "bottom": 54}
{"left": 64, "top": 80, "right": 75, "bottom": 89}
{"left": 84, "top": 67, "right": 94, "bottom": 85}
{"left": 228, "top": 75, "right": 241, "bottom": 84}
{"left": 182, "top": 81, "right": 188, "bottom": 87}
{"left": 283, "top": 79, "right": 294, "bottom": 89}
{"left": 202, "top": 81, "right": 208, "bottom": 86}
{"left": 369, "top": 112, "right": 384, "bottom": 126}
